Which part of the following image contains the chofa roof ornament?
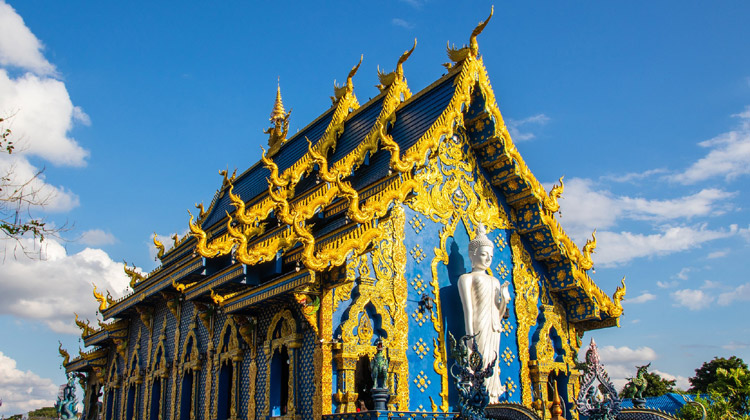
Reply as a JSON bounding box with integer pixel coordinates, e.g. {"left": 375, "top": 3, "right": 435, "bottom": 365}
{"left": 445, "top": 6, "right": 493, "bottom": 68}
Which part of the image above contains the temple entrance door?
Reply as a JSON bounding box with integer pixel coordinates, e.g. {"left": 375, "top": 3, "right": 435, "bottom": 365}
{"left": 150, "top": 379, "right": 161, "bottom": 420}
{"left": 180, "top": 372, "right": 193, "bottom": 420}
{"left": 89, "top": 385, "right": 101, "bottom": 420}
{"left": 180, "top": 370, "right": 193, "bottom": 420}
{"left": 105, "top": 391, "right": 113, "bottom": 420}
{"left": 269, "top": 346, "right": 289, "bottom": 416}
{"left": 354, "top": 355, "right": 374, "bottom": 410}
{"left": 217, "top": 363, "right": 233, "bottom": 420}
{"left": 125, "top": 386, "right": 136, "bottom": 420}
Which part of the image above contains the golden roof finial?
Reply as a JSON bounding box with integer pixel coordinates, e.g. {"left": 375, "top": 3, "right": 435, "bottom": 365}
{"left": 270, "top": 80, "right": 286, "bottom": 121}
{"left": 265, "top": 78, "right": 292, "bottom": 156}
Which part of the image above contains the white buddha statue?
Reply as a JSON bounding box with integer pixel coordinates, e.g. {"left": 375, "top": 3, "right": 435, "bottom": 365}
{"left": 457, "top": 224, "right": 512, "bottom": 404}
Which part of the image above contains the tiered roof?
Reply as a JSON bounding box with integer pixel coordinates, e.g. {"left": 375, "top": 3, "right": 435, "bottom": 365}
{"left": 65, "top": 9, "right": 625, "bottom": 372}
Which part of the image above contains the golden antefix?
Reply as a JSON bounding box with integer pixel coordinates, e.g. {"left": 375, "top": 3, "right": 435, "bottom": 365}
{"left": 62, "top": 8, "right": 625, "bottom": 420}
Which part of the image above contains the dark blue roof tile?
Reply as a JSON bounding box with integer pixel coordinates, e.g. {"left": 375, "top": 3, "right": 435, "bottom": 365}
{"left": 202, "top": 107, "right": 335, "bottom": 229}
{"left": 330, "top": 97, "right": 384, "bottom": 165}
{"left": 390, "top": 73, "right": 458, "bottom": 153}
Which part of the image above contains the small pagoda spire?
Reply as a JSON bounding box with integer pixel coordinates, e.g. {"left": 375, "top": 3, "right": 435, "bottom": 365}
{"left": 270, "top": 83, "right": 286, "bottom": 121}
{"left": 264, "top": 79, "right": 292, "bottom": 156}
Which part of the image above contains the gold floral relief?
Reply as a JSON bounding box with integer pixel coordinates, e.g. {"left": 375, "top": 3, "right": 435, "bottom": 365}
{"left": 335, "top": 207, "right": 409, "bottom": 411}
{"left": 333, "top": 257, "right": 358, "bottom": 314}
{"left": 510, "top": 232, "right": 540, "bottom": 407}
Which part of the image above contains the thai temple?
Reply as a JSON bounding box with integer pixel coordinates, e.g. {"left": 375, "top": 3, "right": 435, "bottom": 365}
{"left": 61, "top": 9, "right": 626, "bottom": 420}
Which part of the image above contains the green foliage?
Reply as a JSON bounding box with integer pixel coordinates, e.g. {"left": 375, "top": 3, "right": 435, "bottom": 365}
{"left": 620, "top": 371, "right": 677, "bottom": 398}
{"left": 3, "top": 406, "right": 58, "bottom": 420}
{"left": 28, "top": 406, "right": 58, "bottom": 417}
{"left": 679, "top": 365, "right": 750, "bottom": 419}
{"left": 689, "top": 356, "right": 749, "bottom": 393}
{"left": 712, "top": 367, "right": 750, "bottom": 414}
{"left": 679, "top": 392, "right": 750, "bottom": 420}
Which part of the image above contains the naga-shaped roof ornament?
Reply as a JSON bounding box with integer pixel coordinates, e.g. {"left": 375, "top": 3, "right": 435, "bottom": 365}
{"left": 577, "top": 338, "right": 622, "bottom": 420}
{"left": 544, "top": 175, "right": 564, "bottom": 213}
{"left": 92, "top": 282, "right": 108, "bottom": 312}
{"left": 58, "top": 341, "right": 71, "bottom": 366}
{"left": 73, "top": 312, "right": 95, "bottom": 337}
{"left": 332, "top": 55, "right": 363, "bottom": 104}
{"left": 153, "top": 232, "right": 165, "bottom": 260}
{"left": 123, "top": 261, "right": 146, "bottom": 288}
{"left": 607, "top": 277, "right": 627, "bottom": 320}
{"left": 265, "top": 83, "right": 292, "bottom": 156}
{"left": 377, "top": 39, "right": 417, "bottom": 91}
{"left": 446, "top": 6, "right": 493, "bottom": 68}
{"left": 579, "top": 229, "right": 597, "bottom": 271}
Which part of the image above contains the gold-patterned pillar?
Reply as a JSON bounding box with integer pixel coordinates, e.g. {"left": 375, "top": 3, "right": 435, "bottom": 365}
{"left": 232, "top": 358, "right": 241, "bottom": 420}
{"left": 191, "top": 366, "right": 200, "bottom": 420}
{"left": 331, "top": 350, "right": 361, "bottom": 413}
{"left": 529, "top": 362, "right": 551, "bottom": 419}
{"left": 567, "top": 370, "right": 580, "bottom": 420}
{"left": 317, "top": 286, "right": 334, "bottom": 417}
{"left": 246, "top": 357, "right": 257, "bottom": 420}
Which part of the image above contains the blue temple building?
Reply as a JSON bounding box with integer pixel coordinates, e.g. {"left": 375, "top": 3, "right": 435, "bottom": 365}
{"left": 63, "top": 11, "right": 625, "bottom": 420}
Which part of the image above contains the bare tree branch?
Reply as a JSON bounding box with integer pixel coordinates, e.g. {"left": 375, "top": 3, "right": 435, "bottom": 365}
{"left": 0, "top": 116, "right": 70, "bottom": 259}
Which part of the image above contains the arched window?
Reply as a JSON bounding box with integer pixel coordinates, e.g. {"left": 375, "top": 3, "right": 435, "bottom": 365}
{"left": 146, "top": 336, "right": 168, "bottom": 420}
{"left": 105, "top": 358, "right": 119, "bottom": 420}
{"left": 178, "top": 324, "right": 201, "bottom": 420}
{"left": 125, "top": 385, "right": 136, "bottom": 420}
{"left": 125, "top": 346, "right": 142, "bottom": 420}
{"left": 270, "top": 345, "right": 290, "bottom": 416}
{"left": 263, "top": 309, "right": 301, "bottom": 419}
{"left": 215, "top": 318, "right": 242, "bottom": 420}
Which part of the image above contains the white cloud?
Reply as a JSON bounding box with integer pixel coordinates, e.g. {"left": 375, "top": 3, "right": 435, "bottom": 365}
{"left": 601, "top": 168, "right": 668, "bottom": 183}
{"left": 652, "top": 369, "right": 690, "bottom": 391}
{"left": 0, "top": 351, "right": 58, "bottom": 415}
{"left": 0, "top": 1, "right": 55, "bottom": 75}
{"left": 717, "top": 282, "right": 750, "bottom": 306}
{"left": 675, "top": 267, "right": 692, "bottom": 281}
{"left": 598, "top": 345, "right": 658, "bottom": 363}
{"left": 627, "top": 292, "right": 656, "bottom": 304}
{"left": 701, "top": 280, "right": 721, "bottom": 289}
{"left": 79, "top": 229, "right": 116, "bottom": 246}
{"left": 620, "top": 189, "right": 736, "bottom": 221}
{"left": 508, "top": 113, "right": 549, "bottom": 141}
{"left": 556, "top": 178, "right": 620, "bottom": 238}
{"left": 670, "top": 106, "right": 750, "bottom": 184}
{"left": 391, "top": 18, "right": 414, "bottom": 29}
{"left": 707, "top": 249, "right": 729, "bottom": 259}
{"left": 558, "top": 179, "right": 736, "bottom": 243}
{"left": 657, "top": 280, "right": 679, "bottom": 289}
{"left": 672, "top": 288, "right": 714, "bottom": 310}
{"left": 723, "top": 341, "right": 749, "bottom": 351}
{"left": 595, "top": 224, "right": 736, "bottom": 267}
{"left": 0, "top": 237, "right": 130, "bottom": 333}
{"left": 398, "top": 0, "right": 424, "bottom": 8}
{"left": 0, "top": 70, "right": 89, "bottom": 166}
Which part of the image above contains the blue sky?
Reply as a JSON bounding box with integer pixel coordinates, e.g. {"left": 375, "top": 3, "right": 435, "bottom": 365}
{"left": 1, "top": 0, "right": 749, "bottom": 414}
